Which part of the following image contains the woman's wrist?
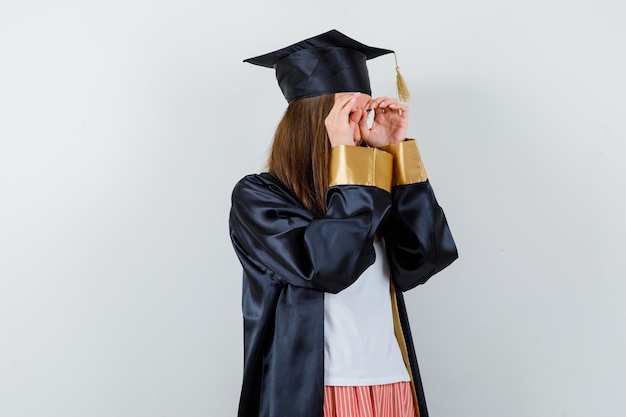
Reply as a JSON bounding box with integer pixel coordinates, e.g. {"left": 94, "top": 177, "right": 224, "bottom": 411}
{"left": 387, "top": 137, "right": 407, "bottom": 145}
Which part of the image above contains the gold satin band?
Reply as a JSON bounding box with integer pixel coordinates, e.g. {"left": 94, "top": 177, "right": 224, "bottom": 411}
{"left": 390, "top": 282, "right": 420, "bottom": 417}
{"left": 329, "top": 146, "right": 393, "bottom": 192}
{"left": 380, "top": 139, "right": 427, "bottom": 185}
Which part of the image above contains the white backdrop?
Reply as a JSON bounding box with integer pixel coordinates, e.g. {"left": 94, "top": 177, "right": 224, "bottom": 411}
{"left": 1, "top": 1, "right": 625, "bottom": 416}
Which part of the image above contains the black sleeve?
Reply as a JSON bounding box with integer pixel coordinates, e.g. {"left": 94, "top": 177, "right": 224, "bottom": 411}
{"left": 229, "top": 174, "right": 392, "bottom": 294}
{"left": 384, "top": 180, "right": 458, "bottom": 291}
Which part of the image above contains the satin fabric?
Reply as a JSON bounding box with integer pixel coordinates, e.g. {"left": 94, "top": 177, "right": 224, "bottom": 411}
{"left": 229, "top": 173, "right": 457, "bottom": 417}
{"left": 243, "top": 30, "right": 394, "bottom": 103}
{"left": 275, "top": 48, "right": 372, "bottom": 103}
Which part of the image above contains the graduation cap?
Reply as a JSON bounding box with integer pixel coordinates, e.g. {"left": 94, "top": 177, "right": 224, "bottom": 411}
{"left": 244, "top": 29, "right": 410, "bottom": 103}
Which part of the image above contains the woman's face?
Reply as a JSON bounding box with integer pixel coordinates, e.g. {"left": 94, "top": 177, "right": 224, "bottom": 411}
{"left": 334, "top": 92, "right": 372, "bottom": 142}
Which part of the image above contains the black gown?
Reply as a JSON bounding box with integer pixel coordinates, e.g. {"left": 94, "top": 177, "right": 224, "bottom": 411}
{"left": 229, "top": 140, "right": 458, "bottom": 417}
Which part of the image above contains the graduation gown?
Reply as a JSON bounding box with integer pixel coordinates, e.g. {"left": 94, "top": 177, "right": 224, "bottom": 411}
{"left": 229, "top": 140, "right": 458, "bottom": 417}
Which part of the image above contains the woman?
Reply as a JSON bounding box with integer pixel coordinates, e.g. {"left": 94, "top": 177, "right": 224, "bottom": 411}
{"left": 229, "top": 30, "right": 458, "bottom": 417}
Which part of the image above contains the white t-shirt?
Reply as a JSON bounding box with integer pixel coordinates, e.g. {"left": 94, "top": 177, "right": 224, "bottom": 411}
{"left": 323, "top": 239, "right": 411, "bottom": 386}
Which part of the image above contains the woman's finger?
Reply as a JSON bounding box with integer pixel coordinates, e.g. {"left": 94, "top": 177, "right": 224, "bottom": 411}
{"left": 325, "top": 93, "right": 362, "bottom": 147}
{"left": 368, "top": 96, "right": 392, "bottom": 109}
{"left": 387, "top": 102, "right": 409, "bottom": 117}
{"left": 337, "top": 93, "right": 359, "bottom": 115}
{"left": 370, "top": 97, "right": 408, "bottom": 114}
{"left": 358, "top": 109, "right": 370, "bottom": 141}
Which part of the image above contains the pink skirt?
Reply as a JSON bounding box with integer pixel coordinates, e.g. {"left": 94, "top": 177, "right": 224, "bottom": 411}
{"left": 323, "top": 382, "right": 416, "bottom": 417}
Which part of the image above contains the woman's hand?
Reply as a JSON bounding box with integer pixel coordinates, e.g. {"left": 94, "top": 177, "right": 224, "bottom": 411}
{"left": 325, "top": 93, "right": 365, "bottom": 147}
{"left": 361, "top": 97, "right": 409, "bottom": 147}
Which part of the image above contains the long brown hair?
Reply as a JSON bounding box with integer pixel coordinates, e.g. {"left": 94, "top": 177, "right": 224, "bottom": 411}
{"left": 268, "top": 94, "right": 335, "bottom": 218}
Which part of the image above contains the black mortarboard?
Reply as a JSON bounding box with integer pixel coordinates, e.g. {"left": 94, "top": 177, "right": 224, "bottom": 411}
{"left": 244, "top": 29, "right": 409, "bottom": 103}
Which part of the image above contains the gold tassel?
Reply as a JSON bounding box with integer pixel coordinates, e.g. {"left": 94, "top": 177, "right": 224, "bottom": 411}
{"left": 394, "top": 53, "right": 411, "bottom": 102}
